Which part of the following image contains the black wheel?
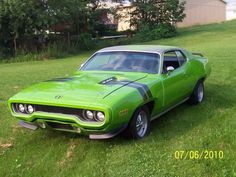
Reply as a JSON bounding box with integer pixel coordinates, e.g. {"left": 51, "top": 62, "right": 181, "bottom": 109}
{"left": 188, "top": 80, "right": 204, "bottom": 105}
{"left": 125, "top": 106, "right": 150, "bottom": 139}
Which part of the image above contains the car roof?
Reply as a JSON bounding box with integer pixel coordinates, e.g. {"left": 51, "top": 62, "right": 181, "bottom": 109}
{"left": 97, "top": 45, "right": 182, "bottom": 54}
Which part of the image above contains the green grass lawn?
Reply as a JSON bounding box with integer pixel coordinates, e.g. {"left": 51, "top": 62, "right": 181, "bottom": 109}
{"left": 0, "top": 21, "right": 235, "bottom": 177}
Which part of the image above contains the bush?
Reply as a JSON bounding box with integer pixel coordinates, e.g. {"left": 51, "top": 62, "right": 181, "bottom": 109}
{"left": 136, "top": 23, "right": 177, "bottom": 41}
{"left": 71, "top": 33, "right": 95, "bottom": 50}
{"left": 96, "top": 37, "right": 133, "bottom": 49}
{"left": 0, "top": 25, "right": 177, "bottom": 63}
{"left": 42, "top": 42, "right": 69, "bottom": 59}
{"left": 0, "top": 46, "right": 12, "bottom": 59}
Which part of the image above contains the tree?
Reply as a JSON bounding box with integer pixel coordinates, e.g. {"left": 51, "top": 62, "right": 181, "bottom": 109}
{"left": 0, "top": 0, "right": 101, "bottom": 56}
{"left": 47, "top": 0, "right": 108, "bottom": 35}
{"left": 0, "top": 0, "right": 55, "bottom": 55}
{"left": 129, "top": 0, "right": 186, "bottom": 30}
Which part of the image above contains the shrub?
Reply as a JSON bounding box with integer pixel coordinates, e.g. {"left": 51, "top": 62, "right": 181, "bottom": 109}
{"left": 0, "top": 24, "right": 177, "bottom": 63}
{"left": 0, "top": 46, "right": 12, "bottom": 59}
{"left": 136, "top": 23, "right": 177, "bottom": 41}
{"left": 42, "top": 42, "right": 69, "bottom": 59}
{"left": 71, "top": 33, "right": 95, "bottom": 50}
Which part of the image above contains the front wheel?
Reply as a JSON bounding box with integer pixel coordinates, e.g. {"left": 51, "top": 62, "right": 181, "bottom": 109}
{"left": 188, "top": 80, "right": 205, "bottom": 105}
{"left": 125, "top": 106, "right": 150, "bottom": 139}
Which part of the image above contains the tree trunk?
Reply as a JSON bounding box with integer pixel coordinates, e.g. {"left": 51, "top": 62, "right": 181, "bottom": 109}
{"left": 67, "top": 32, "right": 70, "bottom": 49}
{"left": 13, "top": 35, "right": 17, "bottom": 56}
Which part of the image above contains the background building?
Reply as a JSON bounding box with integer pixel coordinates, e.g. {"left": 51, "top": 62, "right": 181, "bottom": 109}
{"left": 178, "top": 0, "right": 226, "bottom": 27}
{"left": 101, "top": 0, "right": 227, "bottom": 31}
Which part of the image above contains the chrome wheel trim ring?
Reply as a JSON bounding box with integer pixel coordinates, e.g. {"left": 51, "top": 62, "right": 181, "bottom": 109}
{"left": 197, "top": 83, "right": 204, "bottom": 102}
{"left": 136, "top": 111, "right": 148, "bottom": 137}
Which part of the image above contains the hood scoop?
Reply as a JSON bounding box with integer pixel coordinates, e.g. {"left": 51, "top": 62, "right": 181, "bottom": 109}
{"left": 99, "top": 77, "right": 118, "bottom": 84}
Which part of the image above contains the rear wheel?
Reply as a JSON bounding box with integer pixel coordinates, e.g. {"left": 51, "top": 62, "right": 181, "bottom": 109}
{"left": 125, "top": 106, "right": 150, "bottom": 139}
{"left": 188, "top": 80, "right": 204, "bottom": 105}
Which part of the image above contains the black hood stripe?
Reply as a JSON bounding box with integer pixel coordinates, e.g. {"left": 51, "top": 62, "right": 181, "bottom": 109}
{"left": 45, "top": 77, "right": 75, "bottom": 82}
{"left": 100, "top": 79, "right": 152, "bottom": 101}
{"left": 132, "top": 82, "right": 153, "bottom": 98}
{"left": 120, "top": 81, "right": 148, "bottom": 101}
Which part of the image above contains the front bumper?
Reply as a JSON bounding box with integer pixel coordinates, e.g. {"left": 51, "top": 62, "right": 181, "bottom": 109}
{"left": 8, "top": 98, "right": 129, "bottom": 139}
{"left": 12, "top": 110, "right": 115, "bottom": 134}
{"left": 18, "top": 120, "right": 127, "bottom": 139}
{"left": 8, "top": 98, "right": 115, "bottom": 130}
{"left": 14, "top": 111, "right": 108, "bottom": 130}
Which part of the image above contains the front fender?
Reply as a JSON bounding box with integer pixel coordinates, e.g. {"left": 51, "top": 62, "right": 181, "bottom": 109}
{"left": 104, "top": 87, "right": 147, "bottom": 126}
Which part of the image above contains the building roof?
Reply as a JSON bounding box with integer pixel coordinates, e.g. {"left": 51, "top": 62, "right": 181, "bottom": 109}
{"left": 220, "top": 0, "right": 227, "bottom": 4}
{"left": 98, "top": 45, "right": 181, "bottom": 54}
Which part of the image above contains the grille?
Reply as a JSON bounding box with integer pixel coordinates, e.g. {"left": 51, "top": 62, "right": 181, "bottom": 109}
{"left": 35, "top": 105, "right": 83, "bottom": 117}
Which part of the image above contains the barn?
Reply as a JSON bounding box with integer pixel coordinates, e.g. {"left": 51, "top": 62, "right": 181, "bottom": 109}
{"left": 178, "top": 0, "right": 227, "bottom": 27}
{"left": 101, "top": 0, "right": 227, "bottom": 31}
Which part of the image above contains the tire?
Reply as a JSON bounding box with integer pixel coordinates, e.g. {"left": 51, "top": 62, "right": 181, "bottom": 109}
{"left": 125, "top": 106, "right": 151, "bottom": 139}
{"left": 188, "top": 80, "right": 205, "bottom": 105}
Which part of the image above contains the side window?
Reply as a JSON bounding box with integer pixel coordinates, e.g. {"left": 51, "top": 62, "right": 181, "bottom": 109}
{"left": 176, "top": 51, "right": 187, "bottom": 66}
{"left": 163, "top": 51, "right": 180, "bottom": 73}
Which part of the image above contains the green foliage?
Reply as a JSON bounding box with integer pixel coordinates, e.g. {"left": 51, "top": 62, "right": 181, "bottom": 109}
{"left": 42, "top": 42, "right": 69, "bottom": 59}
{"left": 71, "top": 33, "right": 95, "bottom": 50}
{"left": 130, "top": 0, "right": 186, "bottom": 30}
{"left": 136, "top": 23, "right": 177, "bottom": 41}
{"left": 0, "top": 0, "right": 185, "bottom": 59}
{"left": 93, "top": 23, "right": 122, "bottom": 37}
{"left": 0, "top": 0, "right": 105, "bottom": 57}
{"left": 0, "top": 0, "right": 56, "bottom": 56}
{"left": 48, "top": 0, "right": 94, "bottom": 34}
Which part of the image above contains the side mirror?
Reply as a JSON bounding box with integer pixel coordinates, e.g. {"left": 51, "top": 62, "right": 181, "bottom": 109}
{"left": 166, "top": 66, "right": 175, "bottom": 74}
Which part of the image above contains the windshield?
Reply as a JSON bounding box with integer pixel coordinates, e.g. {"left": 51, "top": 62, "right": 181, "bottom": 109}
{"left": 81, "top": 51, "right": 160, "bottom": 74}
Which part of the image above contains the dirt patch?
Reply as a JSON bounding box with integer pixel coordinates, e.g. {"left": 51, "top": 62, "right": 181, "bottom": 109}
{"left": 12, "top": 124, "right": 23, "bottom": 134}
{"left": 57, "top": 139, "right": 77, "bottom": 166}
{"left": 0, "top": 143, "right": 13, "bottom": 148}
{"left": 0, "top": 138, "right": 14, "bottom": 155}
{"left": 14, "top": 85, "right": 19, "bottom": 89}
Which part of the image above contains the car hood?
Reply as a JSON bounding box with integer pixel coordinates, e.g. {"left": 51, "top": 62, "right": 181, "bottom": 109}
{"left": 11, "top": 72, "right": 147, "bottom": 103}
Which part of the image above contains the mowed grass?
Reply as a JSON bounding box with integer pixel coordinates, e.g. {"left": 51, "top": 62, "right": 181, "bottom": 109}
{"left": 0, "top": 21, "right": 236, "bottom": 177}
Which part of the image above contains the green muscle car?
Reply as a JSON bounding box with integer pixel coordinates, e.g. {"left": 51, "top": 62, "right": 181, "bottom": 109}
{"left": 8, "top": 45, "right": 211, "bottom": 139}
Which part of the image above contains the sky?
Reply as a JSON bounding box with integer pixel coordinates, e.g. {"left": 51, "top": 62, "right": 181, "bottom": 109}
{"left": 226, "top": 0, "right": 236, "bottom": 10}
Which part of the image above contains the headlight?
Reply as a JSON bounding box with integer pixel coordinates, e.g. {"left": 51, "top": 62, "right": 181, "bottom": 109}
{"left": 85, "top": 110, "right": 94, "bottom": 120}
{"left": 14, "top": 103, "right": 35, "bottom": 114}
{"left": 18, "top": 104, "right": 25, "bottom": 113}
{"left": 96, "top": 112, "right": 105, "bottom": 122}
{"left": 83, "top": 110, "right": 105, "bottom": 122}
{"left": 27, "top": 105, "right": 34, "bottom": 114}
